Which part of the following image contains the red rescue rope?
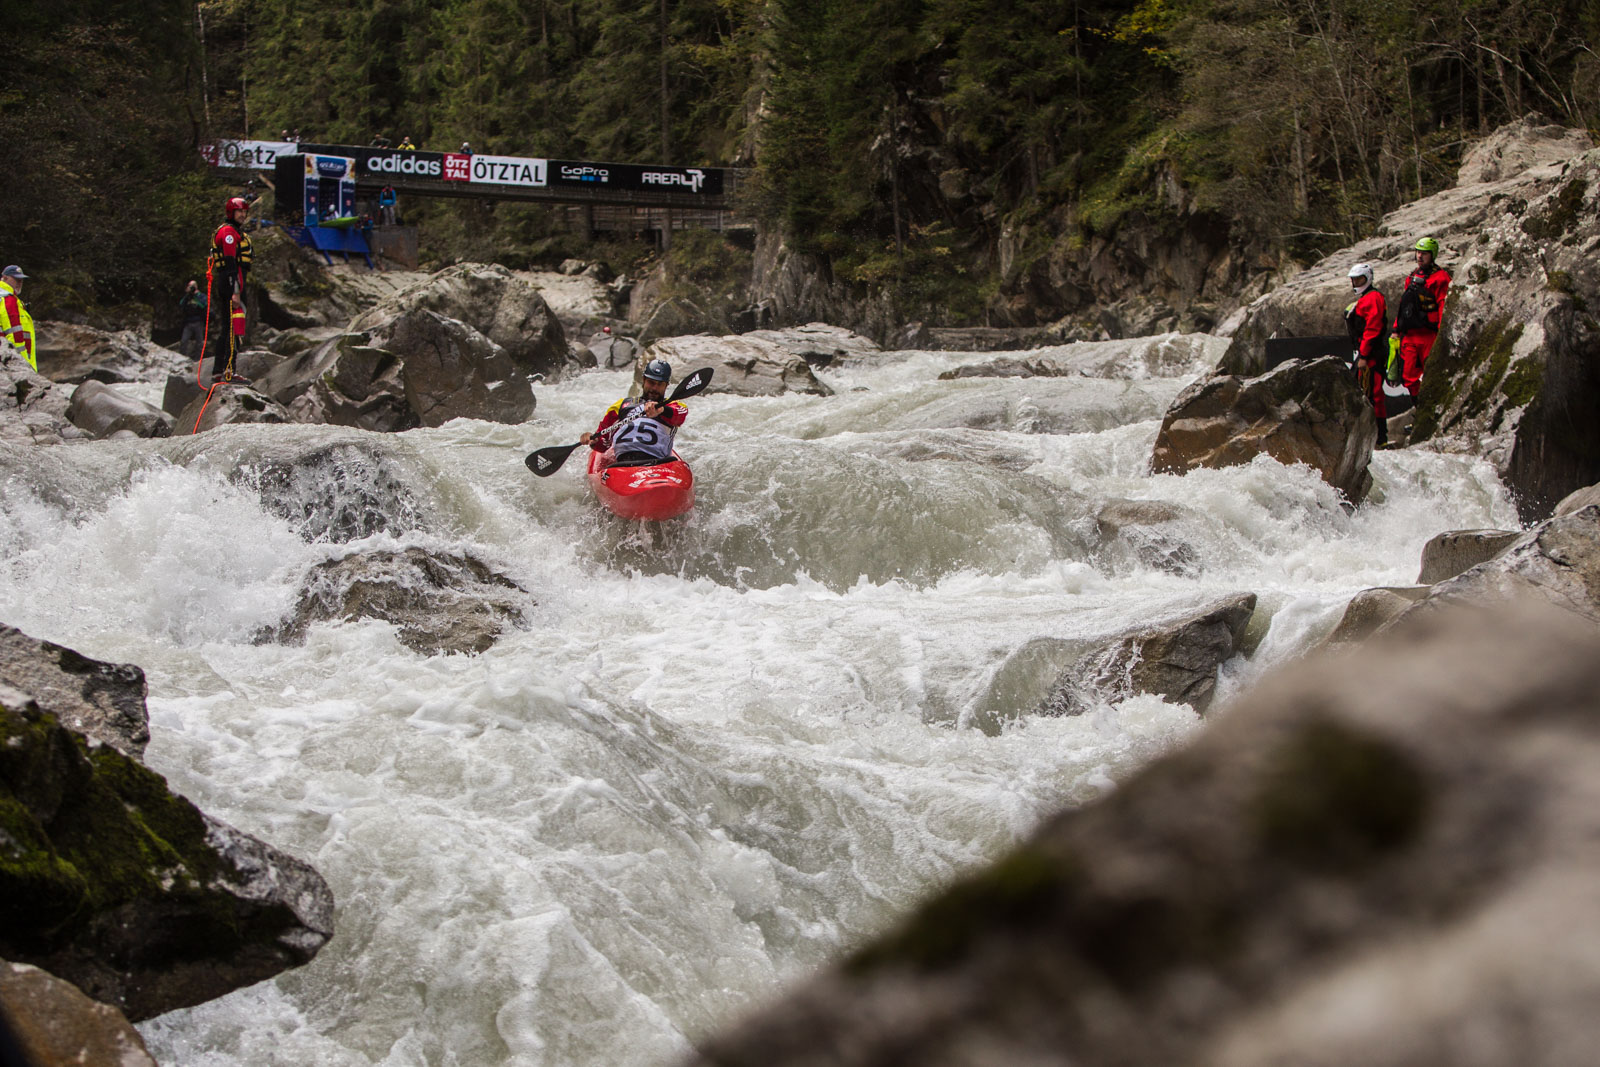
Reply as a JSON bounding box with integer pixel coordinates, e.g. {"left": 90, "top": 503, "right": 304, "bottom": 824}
{"left": 190, "top": 259, "right": 239, "bottom": 434}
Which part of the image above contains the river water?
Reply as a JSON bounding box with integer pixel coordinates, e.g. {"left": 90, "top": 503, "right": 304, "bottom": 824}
{"left": 0, "top": 337, "right": 1514, "bottom": 1065}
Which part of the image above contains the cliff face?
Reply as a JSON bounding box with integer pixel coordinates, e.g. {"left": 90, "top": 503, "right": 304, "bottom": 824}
{"left": 1216, "top": 120, "right": 1599, "bottom": 522}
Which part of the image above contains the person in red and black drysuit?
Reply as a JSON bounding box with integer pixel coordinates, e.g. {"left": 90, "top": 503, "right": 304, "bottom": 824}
{"left": 207, "top": 195, "right": 253, "bottom": 382}
{"left": 1391, "top": 236, "right": 1451, "bottom": 398}
{"left": 1346, "top": 261, "right": 1390, "bottom": 446}
{"left": 580, "top": 359, "right": 688, "bottom": 466}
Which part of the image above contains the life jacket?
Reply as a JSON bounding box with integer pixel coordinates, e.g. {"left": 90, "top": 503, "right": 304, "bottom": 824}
{"left": 0, "top": 279, "right": 36, "bottom": 370}
{"left": 209, "top": 221, "right": 253, "bottom": 273}
{"left": 1344, "top": 287, "right": 1388, "bottom": 360}
{"left": 608, "top": 402, "right": 680, "bottom": 461}
{"left": 1394, "top": 264, "right": 1445, "bottom": 332}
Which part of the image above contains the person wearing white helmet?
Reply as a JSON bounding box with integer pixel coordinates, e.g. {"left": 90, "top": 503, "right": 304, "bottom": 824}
{"left": 1346, "top": 262, "right": 1391, "bottom": 446}
{"left": 1390, "top": 236, "right": 1451, "bottom": 398}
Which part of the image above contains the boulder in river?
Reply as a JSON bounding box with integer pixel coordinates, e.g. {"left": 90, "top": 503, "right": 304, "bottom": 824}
{"left": 266, "top": 547, "right": 529, "bottom": 655}
{"left": 64, "top": 380, "right": 173, "bottom": 439}
{"left": 0, "top": 960, "right": 157, "bottom": 1066}
{"left": 0, "top": 354, "right": 83, "bottom": 446}
{"left": 1150, "top": 355, "right": 1376, "bottom": 505}
{"left": 685, "top": 598, "right": 1600, "bottom": 1067}
{"left": 0, "top": 667, "right": 334, "bottom": 1021}
{"left": 175, "top": 383, "right": 291, "bottom": 434}
{"left": 31, "top": 322, "right": 187, "bottom": 385}
{"left": 940, "top": 333, "right": 1226, "bottom": 382}
{"left": 0, "top": 625, "right": 149, "bottom": 756}
{"left": 645, "top": 333, "right": 834, "bottom": 397}
{"left": 348, "top": 262, "right": 571, "bottom": 381}
{"left": 1416, "top": 528, "right": 1521, "bottom": 584}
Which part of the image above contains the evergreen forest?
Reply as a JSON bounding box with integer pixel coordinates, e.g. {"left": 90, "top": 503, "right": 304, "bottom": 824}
{"left": 4, "top": 0, "right": 1597, "bottom": 322}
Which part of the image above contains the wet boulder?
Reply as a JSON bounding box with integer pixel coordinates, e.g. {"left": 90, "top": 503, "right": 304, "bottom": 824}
{"left": 31, "top": 322, "right": 188, "bottom": 385}
{"left": 175, "top": 383, "right": 291, "bottom": 434}
{"left": 348, "top": 262, "right": 570, "bottom": 381}
{"left": 741, "top": 323, "right": 882, "bottom": 369}
{"left": 376, "top": 309, "right": 535, "bottom": 427}
{"left": 0, "top": 960, "right": 157, "bottom": 1067}
{"left": 1416, "top": 528, "right": 1522, "bottom": 584}
{"left": 686, "top": 600, "right": 1600, "bottom": 1067}
{"left": 940, "top": 334, "right": 1225, "bottom": 381}
{"left": 233, "top": 438, "right": 423, "bottom": 543}
{"left": 0, "top": 674, "right": 334, "bottom": 1022}
{"left": 1150, "top": 356, "right": 1377, "bottom": 505}
{"left": 589, "top": 331, "right": 641, "bottom": 370}
{"left": 1092, "top": 498, "right": 1205, "bottom": 577}
{"left": 972, "top": 594, "right": 1256, "bottom": 731}
{"left": 0, "top": 354, "right": 84, "bottom": 446}
{"left": 0, "top": 626, "right": 148, "bottom": 756}
{"left": 1320, "top": 586, "right": 1430, "bottom": 648}
{"left": 267, "top": 547, "right": 528, "bottom": 655}
{"left": 64, "top": 381, "right": 173, "bottom": 439}
{"left": 646, "top": 333, "right": 834, "bottom": 397}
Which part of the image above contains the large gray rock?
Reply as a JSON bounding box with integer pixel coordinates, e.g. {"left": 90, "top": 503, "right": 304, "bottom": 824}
{"left": 64, "top": 380, "right": 173, "bottom": 439}
{"left": 1457, "top": 116, "right": 1595, "bottom": 186}
{"left": 940, "top": 333, "right": 1226, "bottom": 382}
{"left": 740, "top": 323, "right": 882, "bottom": 368}
{"left": 31, "top": 322, "right": 188, "bottom": 385}
{"left": 0, "top": 673, "right": 334, "bottom": 1022}
{"left": 972, "top": 594, "right": 1256, "bottom": 731}
{"left": 0, "top": 626, "right": 148, "bottom": 757}
{"left": 348, "top": 262, "right": 570, "bottom": 381}
{"left": 1217, "top": 125, "right": 1600, "bottom": 522}
{"left": 1416, "top": 528, "right": 1521, "bottom": 584}
{"left": 1151, "top": 356, "right": 1377, "bottom": 504}
{"left": 686, "top": 599, "right": 1600, "bottom": 1067}
{"left": 645, "top": 333, "right": 834, "bottom": 397}
{"left": 1554, "top": 480, "right": 1600, "bottom": 516}
{"left": 1321, "top": 586, "right": 1430, "bottom": 647}
{"left": 0, "top": 352, "right": 83, "bottom": 446}
{"left": 1092, "top": 498, "right": 1204, "bottom": 576}
{"left": 0, "top": 960, "right": 156, "bottom": 1067}
{"left": 376, "top": 309, "right": 535, "bottom": 427}
{"left": 1403, "top": 505, "right": 1600, "bottom": 624}
{"left": 265, "top": 547, "right": 529, "bottom": 655}
{"left": 233, "top": 439, "right": 423, "bottom": 543}
{"left": 175, "top": 383, "right": 291, "bottom": 434}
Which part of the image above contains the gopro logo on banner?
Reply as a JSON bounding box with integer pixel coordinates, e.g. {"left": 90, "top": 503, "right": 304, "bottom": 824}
{"left": 443, "top": 154, "right": 471, "bottom": 181}
{"left": 559, "top": 165, "right": 610, "bottom": 183}
{"left": 641, "top": 169, "right": 706, "bottom": 193}
{"left": 366, "top": 153, "right": 442, "bottom": 177}
{"left": 471, "top": 155, "right": 548, "bottom": 187}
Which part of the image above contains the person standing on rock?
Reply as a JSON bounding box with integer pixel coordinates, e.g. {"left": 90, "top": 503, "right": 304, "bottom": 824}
{"left": 1346, "top": 262, "right": 1390, "bottom": 446}
{"left": 0, "top": 265, "right": 35, "bottom": 371}
{"left": 179, "top": 279, "right": 207, "bottom": 359}
{"left": 207, "top": 196, "right": 253, "bottom": 383}
{"left": 1391, "top": 237, "right": 1451, "bottom": 398}
{"left": 580, "top": 359, "right": 688, "bottom": 465}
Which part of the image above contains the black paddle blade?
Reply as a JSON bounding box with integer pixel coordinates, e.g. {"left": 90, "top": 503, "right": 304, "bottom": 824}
{"left": 668, "top": 366, "right": 714, "bottom": 402}
{"left": 525, "top": 441, "right": 584, "bottom": 477}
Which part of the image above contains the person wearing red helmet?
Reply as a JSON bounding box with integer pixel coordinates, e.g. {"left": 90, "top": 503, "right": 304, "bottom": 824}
{"left": 207, "top": 196, "right": 253, "bottom": 381}
{"left": 580, "top": 359, "right": 688, "bottom": 465}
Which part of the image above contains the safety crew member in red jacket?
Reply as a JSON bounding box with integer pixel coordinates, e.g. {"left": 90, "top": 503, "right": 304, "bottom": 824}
{"left": 1346, "top": 262, "right": 1390, "bottom": 446}
{"left": 208, "top": 196, "right": 253, "bottom": 381}
{"left": 1391, "top": 236, "right": 1450, "bottom": 398}
{"left": 580, "top": 359, "right": 688, "bottom": 465}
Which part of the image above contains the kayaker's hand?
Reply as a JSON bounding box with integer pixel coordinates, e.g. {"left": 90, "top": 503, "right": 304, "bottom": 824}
{"left": 642, "top": 401, "right": 661, "bottom": 418}
{"left": 580, "top": 432, "right": 593, "bottom": 444}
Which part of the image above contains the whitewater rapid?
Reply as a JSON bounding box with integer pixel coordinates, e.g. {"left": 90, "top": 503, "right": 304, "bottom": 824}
{"left": 0, "top": 338, "right": 1515, "bottom": 1065}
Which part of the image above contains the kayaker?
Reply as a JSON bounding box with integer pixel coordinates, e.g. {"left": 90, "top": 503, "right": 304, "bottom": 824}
{"left": 581, "top": 359, "right": 688, "bottom": 465}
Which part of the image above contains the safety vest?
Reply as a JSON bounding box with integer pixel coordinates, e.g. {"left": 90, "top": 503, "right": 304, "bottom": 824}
{"left": 209, "top": 222, "right": 253, "bottom": 278}
{"left": 1394, "top": 264, "right": 1450, "bottom": 333}
{"left": 0, "top": 280, "right": 35, "bottom": 371}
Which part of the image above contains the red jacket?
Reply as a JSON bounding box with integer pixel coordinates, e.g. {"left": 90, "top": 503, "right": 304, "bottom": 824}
{"left": 590, "top": 396, "right": 688, "bottom": 449}
{"left": 1346, "top": 288, "right": 1388, "bottom": 363}
{"left": 1394, "top": 264, "right": 1450, "bottom": 333}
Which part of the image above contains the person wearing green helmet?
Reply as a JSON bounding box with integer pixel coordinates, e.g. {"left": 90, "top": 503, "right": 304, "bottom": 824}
{"left": 1390, "top": 236, "right": 1451, "bottom": 398}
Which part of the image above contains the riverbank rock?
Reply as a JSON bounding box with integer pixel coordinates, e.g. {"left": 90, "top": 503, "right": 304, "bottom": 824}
{"left": 742, "top": 323, "right": 883, "bottom": 369}
{"left": 64, "top": 381, "right": 173, "bottom": 439}
{"left": 645, "top": 333, "right": 834, "bottom": 397}
{"left": 686, "top": 599, "right": 1600, "bottom": 1067}
{"left": 1150, "top": 356, "right": 1376, "bottom": 504}
{"left": 347, "top": 262, "right": 571, "bottom": 381}
{"left": 1416, "top": 528, "right": 1522, "bottom": 584}
{"left": 1092, "top": 498, "right": 1205, "bottom": 576}
{"left": 0, "top": 356, "right": 84, "bottom": 446}
{"left": 1321, "top": 586, "right": 1430, "bottom": 647}
{"left": 31, "top": 323, "right": 189, "bottom": 385}
{"left": 0, "top": 626, "right": 148, "bottom": 756}
{"left": 267, "top": 547, "right": 529, "bottom": 655}
{"left": 0, "top": 961, "right": 156, "bottom": 1067}
{"left": 175, "top": 383, "right": 291, "bottom": 434}
{"left": 1217, "top": 123, "right": 1600, "bottom": 522}
{"left": 0, "top": 676, "right": 334, "bottom": 1021}
{"left": 971, "top": 594, "right": 1256, "bottom": 731}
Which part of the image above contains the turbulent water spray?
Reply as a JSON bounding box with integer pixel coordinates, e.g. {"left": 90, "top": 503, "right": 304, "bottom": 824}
{"left": 0, "top": 341, "right": 1517, "bottom": 1065}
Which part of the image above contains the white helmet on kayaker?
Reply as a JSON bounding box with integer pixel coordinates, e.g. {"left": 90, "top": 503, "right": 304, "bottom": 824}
{"left": 643, "top": 359, "right": 672, "bottom": 382}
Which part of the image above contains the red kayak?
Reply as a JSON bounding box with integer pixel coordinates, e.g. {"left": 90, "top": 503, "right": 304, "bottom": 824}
{"left": 586, "top": 450, "right": 696, "bottom": 520}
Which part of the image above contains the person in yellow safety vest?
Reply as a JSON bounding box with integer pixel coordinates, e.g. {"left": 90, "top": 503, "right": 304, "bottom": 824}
{"left": 0, "top": 265, "right": 36, "bottom": 371}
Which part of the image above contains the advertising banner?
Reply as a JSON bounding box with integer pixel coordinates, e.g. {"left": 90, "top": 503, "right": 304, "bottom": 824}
{"left": 549, "top": 161, "right": 723, "bottom": 196}
{"left": 468, "top": 154, "right": 548, "bottom": 187}
{"left": 355, "top": 148, "right": 448, "bottom": 179}
{"left": 203, "top": 139, "right": 297, "bottom": 169}
{"left": 442, "top": 153, "right": 472, "bottom": 182}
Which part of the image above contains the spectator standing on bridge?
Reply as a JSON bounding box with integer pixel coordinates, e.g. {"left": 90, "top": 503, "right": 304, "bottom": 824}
{"left": 178, "top": 279, "right": 207, "bottom": 359}
{"left": 460, "top": 141, "right": 473, "bottom": 155}
{"left": 379, "top": 185, "right": 398, "bottom": 226}
{"left": 0, "top": 265, "right": 36, "bottom": 371}
{"left": 398, "top": 135, "right": 417, "bottom": 150}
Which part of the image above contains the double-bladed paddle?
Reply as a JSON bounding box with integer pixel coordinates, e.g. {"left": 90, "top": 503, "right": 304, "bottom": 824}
{"left": 524, "top": 366, "right": 714, "bottom": 477}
